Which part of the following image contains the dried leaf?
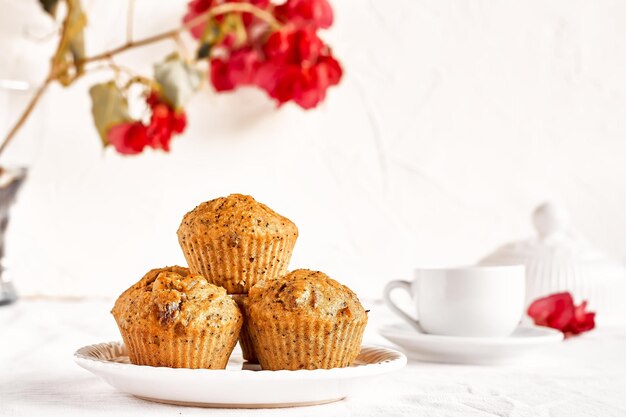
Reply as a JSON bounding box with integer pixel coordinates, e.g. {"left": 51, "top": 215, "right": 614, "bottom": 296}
{"left": 39, "top": 0, "right": 60, "bottom": 15}
{"left": 53, "top": 0, "right": 87, "bottom": 86}
{"left": 221, "top": 13, "right": 247, "bottom": 49}
{"left": 89, "top": 82, "right": 131, "bottom": 146}
{"left": 197, "top": 18, "right": 221, "bottom": 60}
{"left": 203, "top": 17, "right": 222, "bottom": 44}
{"left": 196, "top": 43, "right": 212, "bottom": 60}
{"left": 154, "top": 56, "right": 203, "bottom": 109}
{"left": 195, "top": 13, "right": 246, "bottom": 60}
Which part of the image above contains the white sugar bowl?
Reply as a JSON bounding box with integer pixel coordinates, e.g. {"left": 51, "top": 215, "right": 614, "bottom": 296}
{"left": 479, "top": 202, "right": 626, "bottom": 325}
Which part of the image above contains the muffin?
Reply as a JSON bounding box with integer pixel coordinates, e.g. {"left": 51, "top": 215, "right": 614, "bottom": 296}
{"left": 112, "top": 266, "right": 242, "bottom": 369}
{"left": 232, "top": 294, "right": 257, "bottom": 363}
{"left": 177, "top": 194, "right": 298, "bottom": 294}
{"left": 246, "top": 269, "right": 368, "bottom": 370}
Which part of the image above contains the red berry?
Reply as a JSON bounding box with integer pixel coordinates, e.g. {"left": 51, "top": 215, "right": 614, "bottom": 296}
{"left": 106, "top": 122, "right": 149, "bottom": 155}
{"left": 274, "top": 0, "right": 333, "bottom": 29}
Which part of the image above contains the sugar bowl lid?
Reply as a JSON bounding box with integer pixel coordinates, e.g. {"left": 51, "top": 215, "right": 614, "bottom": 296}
{"left": 480, "top": 202, "right": 613, "bottom": 265}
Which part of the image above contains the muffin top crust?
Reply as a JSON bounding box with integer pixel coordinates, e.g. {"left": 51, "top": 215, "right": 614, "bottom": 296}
{"left": 247, "top": 269, "right": 367, "bottom": 322}
{"left": 177, "top": 194, "right": 298, "bottom": 239}
{"left": 112, "top": 266, "right": 241, "bottom": 334}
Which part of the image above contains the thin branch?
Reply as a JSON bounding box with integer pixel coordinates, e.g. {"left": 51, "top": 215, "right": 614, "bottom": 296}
{"left": 0, "top": 2, "right": 281, "bottom": 158}
{"left": 82, "top": 30, "right": 176, "bottom": 64}
{"left": 108, "top": 60, "right": 144, "bottom": 79}
{"left": 0, "top": 75, "right": 53, "bottom": 156}
{"left": 80, "top": 2, "right": 280, "bottom": 64}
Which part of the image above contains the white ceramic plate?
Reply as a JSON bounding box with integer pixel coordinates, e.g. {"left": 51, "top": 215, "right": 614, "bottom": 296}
{"left": 74, "top": 342, "right": 406, "bottom": 408}
{"left": 379, "top": 322, "right": 563, "bottom": 365}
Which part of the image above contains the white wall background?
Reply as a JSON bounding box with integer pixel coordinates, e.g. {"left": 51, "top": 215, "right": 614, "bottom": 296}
{"left": 2, "top": 0, "right": 626, "bottom": 299}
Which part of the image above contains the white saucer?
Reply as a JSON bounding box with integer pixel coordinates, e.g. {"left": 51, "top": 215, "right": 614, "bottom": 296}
{"left": 379, "top": 323, "right": 563, "bottom": 365}
{"left": 74, "top": 342, "right": 406, "bottom": 408}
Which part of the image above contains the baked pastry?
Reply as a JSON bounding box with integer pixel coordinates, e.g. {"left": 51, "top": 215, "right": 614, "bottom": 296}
{"left": 246, "top": 269, "right": 368, "bottom": 370}
{"left": 111, "top": 266, "right": 242, "bottom": 369}
{"left": 177, "top": 194, "right": 298, "bottom": 294}
{"left": 231, "top": 294, "right": 257, "bottom": 363}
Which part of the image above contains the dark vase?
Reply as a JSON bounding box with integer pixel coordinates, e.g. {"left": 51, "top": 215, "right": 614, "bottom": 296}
{"left": 1, "top": 77, "right": 43, "bottom": 306}
{"left": 0, "top": 167, "right": 26, "bottom": 305}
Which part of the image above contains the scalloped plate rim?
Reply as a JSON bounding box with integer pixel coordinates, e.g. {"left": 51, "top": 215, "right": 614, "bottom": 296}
{"left": 74, "top": 341, "right": 406, "bottom": 378}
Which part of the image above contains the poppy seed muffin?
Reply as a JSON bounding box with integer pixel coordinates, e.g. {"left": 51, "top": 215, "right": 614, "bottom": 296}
{"left": 246, "top": 269, "right": 368, "bottom": 370}
{"left": 177, "top": 194, "right": 298, "bottom": 294}
{"left": 232, "top": 294, "right": 257, "bottom": 363}
{"left": 112, "top": 266, "right": 242, "bottom": 369}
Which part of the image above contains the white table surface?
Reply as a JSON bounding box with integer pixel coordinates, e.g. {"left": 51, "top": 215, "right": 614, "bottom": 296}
{"left": 2, "top": 297, "right": 626, "bottom": 417}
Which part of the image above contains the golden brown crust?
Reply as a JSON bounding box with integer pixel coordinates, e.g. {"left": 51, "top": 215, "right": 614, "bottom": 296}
{"left": 247, "top": 269, "right": 368, "bottom": 370}
{"left": 111, "top": 266, "right": 242, "bottom": 369}
{"left": 247, "top": 269, "right": 367, "bottom": 320}
{"left": 178, "top": 194, "right": 298, "bottom": 236}
{"left": 177, "top": 194, "right": 298, "bottom": 294}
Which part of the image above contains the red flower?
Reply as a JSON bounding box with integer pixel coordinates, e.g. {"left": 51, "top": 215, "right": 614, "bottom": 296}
{"left": 318, "top": 54, "right": 342, "bottom": 85}
{"left": 146, "top": 93, "right": 187, "bottom": 152}
{"left": 186, "top": 0, "right": 342, "bottom": 109}
{"left": 106, "top": 92, "right": 187, "bottom": 155}
{"left": 259, "top": 28, "right": 342, "bottom": 108}
{"left": 106, "top": 122, "right": 149, "bottom": 155}
{"left": 210, "top": 47, "right": 263, "bottom": 91}
{"left": 184, "top": 0, "right": 271, "bottom": 39}
{"left": 527, "top": 292, "right": 596, "bottom": 337}
{"left": 184, "top": 0, "right": 213, "bottom": 39}
{"left": 262, "top": 27, "right": 324, "bottom": 65}
{"left": 570, "top": 301, "right": 596, "bottom": 334}
{"left": 274, "top": 0, "right": 333, "bottom": 29}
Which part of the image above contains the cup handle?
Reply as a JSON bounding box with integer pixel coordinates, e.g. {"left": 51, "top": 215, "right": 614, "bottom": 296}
{"left": 383, "top": 280, "right": 423, "bottom": 332}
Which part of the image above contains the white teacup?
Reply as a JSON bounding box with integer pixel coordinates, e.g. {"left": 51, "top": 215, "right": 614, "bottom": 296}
{"left": 383, "top": 265, "right": 525, "bottom": 337}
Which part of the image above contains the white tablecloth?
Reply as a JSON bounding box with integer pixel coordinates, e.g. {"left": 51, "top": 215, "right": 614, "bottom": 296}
{"left": 2, "top": 298, "right": 626, "bottom": 417}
